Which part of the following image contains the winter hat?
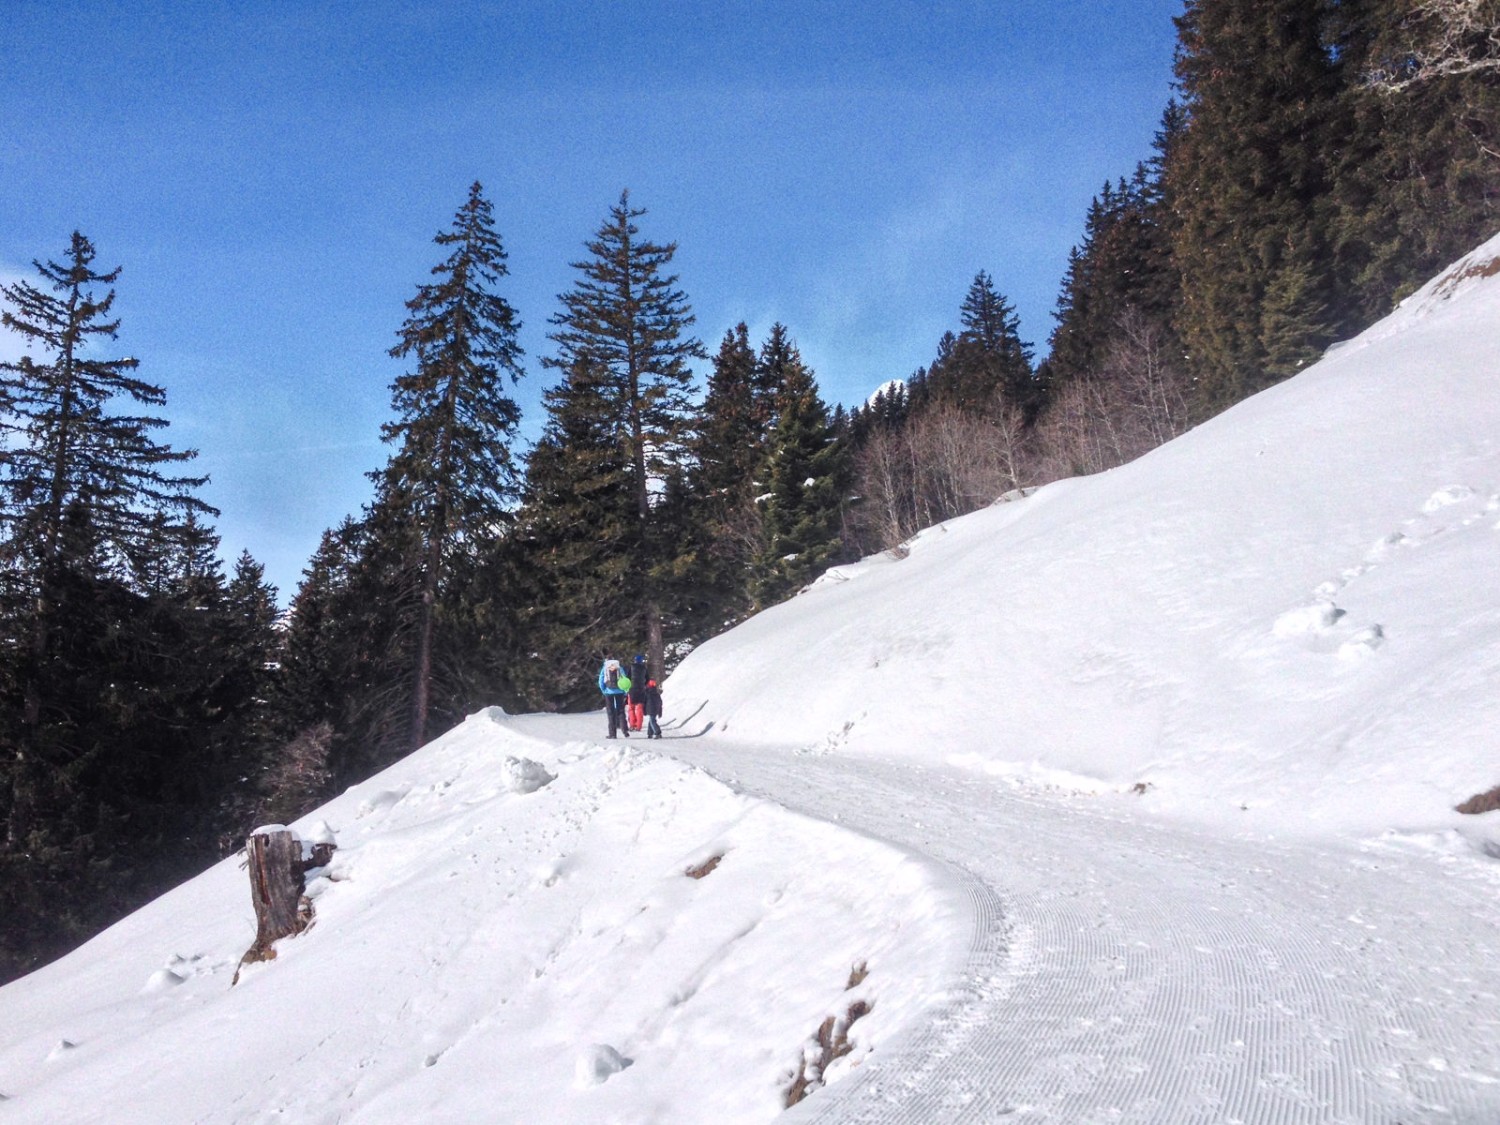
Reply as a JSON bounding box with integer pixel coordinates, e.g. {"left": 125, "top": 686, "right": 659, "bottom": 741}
{"left": 647, "top": 679, "right": 656, "bottom": 687}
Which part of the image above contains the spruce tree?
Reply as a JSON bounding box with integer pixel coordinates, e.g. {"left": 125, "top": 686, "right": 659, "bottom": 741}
{"left": 951, "top": 271, "right": 1035, "bottom": 417}
{"left": 684, "top": 324, "right": 765, "bottom": 636}
{"left": 0, "top": 235, "right": 216, "bottom": 981}
{"left": 1330, "top": 0, "right": 1500, "bottom": 321}
{"left": 753, "top": 336, "right": 847, "bottom": 606}
{"left": 376, "top": 182, "right": 525, "bottom": 751}
{"left": 0, "top": 232, "right": 212, "bottom": 851}
{"left": 1047, "top": 100, "right": 1184, "bottom": 403}
{"left": 1169, "top": 0, "right": 1346, "bottom": 411}
{"left": 513, "top": 354, "right": 639, "bottom": 709}
{"left": 535, "top": 191, "right": 705, "bottom": 683}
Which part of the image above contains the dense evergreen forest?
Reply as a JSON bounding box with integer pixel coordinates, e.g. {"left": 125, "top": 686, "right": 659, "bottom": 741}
{"left": 2, "top": 0, "right": 1496, "bottom": 984}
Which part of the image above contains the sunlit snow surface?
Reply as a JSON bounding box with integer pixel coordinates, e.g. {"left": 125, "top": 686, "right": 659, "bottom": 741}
{"left": 3, "top": 239, "right": 1500, "bottom": 1122}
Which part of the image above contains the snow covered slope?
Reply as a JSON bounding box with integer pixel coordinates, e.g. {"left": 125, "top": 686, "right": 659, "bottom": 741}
{"left": 0, "top": 713, "right": 968, "bottom": 1123}
{"left": 670, "top": 232, "right": 1500, "bottom": 839}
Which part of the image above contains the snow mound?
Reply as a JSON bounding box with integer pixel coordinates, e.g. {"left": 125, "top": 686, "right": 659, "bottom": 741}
{"left": 574, "top": 1043, "right": 631, "bottom": 1087}
{"left": 499, "top": 754, "right": 555, "bottom": 793}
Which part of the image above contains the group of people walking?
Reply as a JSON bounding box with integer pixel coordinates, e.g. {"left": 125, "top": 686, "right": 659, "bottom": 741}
{"left": 598, "top": 653, "right": 663, "bottom": 740}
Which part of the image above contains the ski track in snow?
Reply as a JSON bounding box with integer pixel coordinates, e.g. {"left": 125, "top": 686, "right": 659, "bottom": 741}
{"left": 643, "top": 734, "right": 1500, "bottom": 1124}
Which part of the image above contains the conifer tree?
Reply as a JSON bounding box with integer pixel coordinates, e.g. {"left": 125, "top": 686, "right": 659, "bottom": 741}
{"left": 376, "top": 182, "right": 525, "bottom": 751}
{"left": 513, "top": 354, "right": 640, "bottom": 708}
{"left": 1169, "top": 0, "right": 1346, "bottom": 411}
{"left": 1047, "top": 100, "right": 1184, "bottom": 403}
{"left": 0, "top": 232, "right": 212, "bottom": 585}
{"left": 218, "top": 551, "right": 284, "bottom": 793}
{"left": 753, "top": 337, "right": 847, "bottom": 606}
{"left": 951, "top": 272, "right": 1035, "bottom": 417}
{"left": 532, "top": 191, "right": 705, "bottom": 683}
{"left": 0, "top": 232, "right": 213, "bottom": 851}
{"left": 684, "top": 324, "right": 765, "bottom": 636}
{"left": 1330, "top": 0, "right": 1500, "bottom": 321}
{"left": 0, "top": 235, "right": 219, "bottom": 981}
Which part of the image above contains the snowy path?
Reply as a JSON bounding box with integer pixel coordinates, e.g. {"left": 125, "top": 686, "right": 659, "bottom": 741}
{"left": 596, "top": 728, "right": 1500, "bottom": 1124}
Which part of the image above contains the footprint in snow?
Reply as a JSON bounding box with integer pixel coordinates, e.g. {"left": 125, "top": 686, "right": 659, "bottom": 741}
{"left": 356, "top": 787, "right": 409, "bottom": 818}
{"left": 1422, "top": 484, "right": 1476, "bottom": 513}
{"left": 1273, "top": 602, "right": 1345, "bottom": 637}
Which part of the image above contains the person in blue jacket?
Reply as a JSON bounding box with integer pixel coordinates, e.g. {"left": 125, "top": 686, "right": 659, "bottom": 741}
{"left": 599, "top": 656, "right": 630, "bottom": 739}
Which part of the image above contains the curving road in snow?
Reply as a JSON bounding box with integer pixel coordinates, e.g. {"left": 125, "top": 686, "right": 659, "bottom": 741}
{"left": 636, "top": 733, "right": 1500, "bottom": 1124}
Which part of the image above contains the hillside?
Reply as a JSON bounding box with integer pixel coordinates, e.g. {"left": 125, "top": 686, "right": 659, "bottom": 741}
{"left": 671, "top": 233, "right": 1500, "bottom": 838}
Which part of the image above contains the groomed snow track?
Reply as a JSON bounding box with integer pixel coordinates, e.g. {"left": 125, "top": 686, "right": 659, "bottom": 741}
{"left": 662, "top": 742, "right": 1500, "bottom": 1125}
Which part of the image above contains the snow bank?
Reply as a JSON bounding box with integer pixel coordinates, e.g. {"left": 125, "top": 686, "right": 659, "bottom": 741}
{"left": 0, "top": 710, "right": 967, "bottom": 1124}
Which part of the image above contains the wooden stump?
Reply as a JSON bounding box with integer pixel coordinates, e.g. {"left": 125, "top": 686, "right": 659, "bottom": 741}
{"left": 234, "top": 827, "right": 322, "bottom": 983}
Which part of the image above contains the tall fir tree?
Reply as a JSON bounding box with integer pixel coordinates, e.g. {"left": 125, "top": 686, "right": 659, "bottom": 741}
{"left": 1047, "top": 102, "right": 1185, "bottom": 400}
{"left": 1169, "top": 0, "right": 1346, "bottom": 411}
{"left": 0, "top": 233, "right": 213, "bottom": 850}
{"left": 0, "top": 233, "right": 217, "bottom": 982}
{"left": 529, "top": 190, "right": 705, "bottom": 686}
{"left": 513, "top": 354, "right": 640, "bottom": 709}
{"left": 684, "top": 324, "right": 765, "bottom": 637}
{"left": 753, "top": 335, "right": 848, "bottom": 606}
{"left": 949, "top": 271, "right": 1036, "bottom": 418}
{"left": 376, "top": 182, "right": 525, "bottom": 751}
{"left": 1329, "top": 0, "right": 1500, "bottom": 322}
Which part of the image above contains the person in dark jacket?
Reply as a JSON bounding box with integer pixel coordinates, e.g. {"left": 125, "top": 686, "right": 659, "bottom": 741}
{"left": 598, "top": 657, "right": 629, "bottom": 739}
{"left": 643, "top": 678, "right": 663, "bottom": 739}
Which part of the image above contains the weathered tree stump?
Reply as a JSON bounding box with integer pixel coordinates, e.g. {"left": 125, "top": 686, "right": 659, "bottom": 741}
{"left": 233, "top": 826, "right": 333, "bottom": 984}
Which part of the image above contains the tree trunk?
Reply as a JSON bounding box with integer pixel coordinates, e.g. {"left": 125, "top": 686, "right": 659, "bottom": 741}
{"left": 235, "top": 828, "right": 311, "bottom": 981}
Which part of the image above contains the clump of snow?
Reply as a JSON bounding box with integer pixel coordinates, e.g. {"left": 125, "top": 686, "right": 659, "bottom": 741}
{"left": 301, "top": 820, "right": 336, "bottom": 847}
{"left": 1338, "top": 623, "right": 1386, "bottom": 660}
{"left": 355, "top": 787, "right": 408, "bottom": 818}
{"left": 574, "top": 1043, "right": 631, "bottom": 1087}
{"left": 139, "top": 968, "right": 185, "bottom": 994}
{"left": 1423, "top": 484, "right": 1475, "bottom": 511}
{"left": 500, "top": 755, "right": 555, "bottom": 794}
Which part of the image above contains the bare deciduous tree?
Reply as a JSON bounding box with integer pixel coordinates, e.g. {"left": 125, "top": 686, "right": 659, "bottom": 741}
{"left": 1033, "top": 308, "right": 1191, "bottom": 482}
{"left": 851, "top": 402, "right": 1033, "bottom": 554}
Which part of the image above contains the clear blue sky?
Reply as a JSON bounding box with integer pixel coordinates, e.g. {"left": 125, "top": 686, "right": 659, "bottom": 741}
{"left": 2, "top": 1, "right": 1183, "bottom": 602}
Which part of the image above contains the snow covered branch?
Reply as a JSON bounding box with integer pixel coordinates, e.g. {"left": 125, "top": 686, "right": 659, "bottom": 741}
{"left": 1367, "top": 0, "right": 1500, "bottom": 90}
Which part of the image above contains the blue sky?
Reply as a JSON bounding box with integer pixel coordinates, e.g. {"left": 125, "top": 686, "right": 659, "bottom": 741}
{"left": 2, "top": 1, "right": 1183, "bottom": 601}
